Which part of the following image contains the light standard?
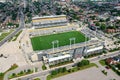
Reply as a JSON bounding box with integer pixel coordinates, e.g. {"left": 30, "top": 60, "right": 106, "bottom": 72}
{"left": 52, "top": 40, "right": 59, "bottom": 52}
{"left": 69, "top": 37, "right": 76, "bottom": 49}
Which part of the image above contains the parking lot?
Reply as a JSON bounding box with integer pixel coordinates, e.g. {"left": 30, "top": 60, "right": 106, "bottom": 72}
{"left": 53, "top": 67, "right": 120, "bottom": 80}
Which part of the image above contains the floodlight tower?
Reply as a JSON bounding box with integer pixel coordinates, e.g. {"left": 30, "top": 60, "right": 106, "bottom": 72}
{"left": 52, "top": 40, "right": 59, "bottom": 53}
{"left": 69, "top": 38, "right": 76, "bottom": 49}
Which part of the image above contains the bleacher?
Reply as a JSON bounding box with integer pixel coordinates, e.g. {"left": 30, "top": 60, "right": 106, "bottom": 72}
{"left": 29, "top": 24, "right": 78, "bottom": 37}
{"left": 32, "top": 15, "right": 68, "bottom": 29}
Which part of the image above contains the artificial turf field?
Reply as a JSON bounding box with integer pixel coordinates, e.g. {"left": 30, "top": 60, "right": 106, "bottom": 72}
{"left": 31, "top": 31, "right": 88, "bottom": 51}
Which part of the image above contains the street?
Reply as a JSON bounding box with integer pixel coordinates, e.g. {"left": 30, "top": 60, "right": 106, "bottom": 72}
{"left": 0, "top": 9, "right": 25, "bottom": 47}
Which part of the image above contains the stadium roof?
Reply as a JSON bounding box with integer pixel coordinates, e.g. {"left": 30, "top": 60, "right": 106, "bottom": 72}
{"left": 32, "top": 15, "right": 66, "bottom": 20}
{"left": 48, "top": 54, "right": 71, "bottom": 62}
{"left": 87, "top": 46, "right": 103, "bottom": 53}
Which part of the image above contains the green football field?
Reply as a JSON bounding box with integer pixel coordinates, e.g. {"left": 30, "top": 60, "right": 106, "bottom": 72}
{"left": 31, "top": 31, "right": 88, "bottom": 51}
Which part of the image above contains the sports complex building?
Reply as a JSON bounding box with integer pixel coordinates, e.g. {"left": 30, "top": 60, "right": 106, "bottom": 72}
{"left": 29, "top": 15, "right": 104, "bottom": 65}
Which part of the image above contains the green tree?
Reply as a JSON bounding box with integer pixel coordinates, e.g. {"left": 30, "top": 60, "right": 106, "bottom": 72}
{"left": 57, "top": 68, "right": 62, "bottom": 73}
{"left": 81, "top": 60, "right": 90, "bottom": 66}
{"left": 116, "top": 64, "right": 120, "bottom": 70}
{"left": 42, "top": 65, "right": 47, "bottom": 70}
{"left": 51, "top": 70, "right": 57, "bottom": 75}
{"left": 12, "top": 73, "right": 16, "bottom": 77}
{"left": 0, "top": 73, "right": 4, "bottom": 76}
{"left": 67, "top": 69, "right": 71, "bottom": 73}
{"left": 62, "top": 67, "right": 67, "bottom": 73}
{"left": 100, "top": 24, "right": 106, "bottom": 30}
{"left": 99, "top": 19, "right": 105, "bottom": 22}
{"left": 77, "top": 62, "right": 82, "bottom": 67}
{"left": 20, "top": 71, "right": 24, "bottom": 75}
{"left": 95, "top": 22, "right": 100, "bottom": 26}
{"left": 27, "top": 69, "right": 31, "bottom": 73}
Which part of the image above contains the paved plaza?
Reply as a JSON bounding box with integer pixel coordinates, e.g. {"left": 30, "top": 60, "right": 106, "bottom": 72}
{"left": 53, "top": 67, "right": 120, "bottom": 80}
{"left": 0, "top": 30, "right": 28, "bottom": 72}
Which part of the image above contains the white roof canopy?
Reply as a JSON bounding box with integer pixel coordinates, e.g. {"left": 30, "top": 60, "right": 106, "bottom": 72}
{"left": 87, "top": 46, "right": 103, "bottom": 53}
{"left": 48, "top": 54, "right": 71, "bottom": 62}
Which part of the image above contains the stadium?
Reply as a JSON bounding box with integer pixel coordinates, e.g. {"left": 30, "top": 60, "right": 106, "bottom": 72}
{"left": 29, "top": 15, "right": 104, "bottom": 65}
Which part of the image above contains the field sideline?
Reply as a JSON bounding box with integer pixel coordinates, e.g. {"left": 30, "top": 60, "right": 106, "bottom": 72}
{"left": 31, "top": 31, "right": 88, "bottom": 51}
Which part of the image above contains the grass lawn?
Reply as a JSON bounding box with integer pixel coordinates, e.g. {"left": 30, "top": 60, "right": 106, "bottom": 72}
{"left": 99, "top": 59, "right": 106, "bottom": 66}
{"left": 0, "top": 30, "right": 14, "bottom": 41}
{"left": 47, "top": 63, "right": 97, "bottom": 80}
{"left": 12, "top": 30, "right": 22, "bottom": 41}
{"left": 31, "top": 31, "right": 88, "bottom": 51}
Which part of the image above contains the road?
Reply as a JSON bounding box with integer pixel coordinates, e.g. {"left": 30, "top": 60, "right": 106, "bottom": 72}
{"left": 5, "top": 50, "right": 120, "bottom": 80}
{"left": 89, "top": 50, "right": 120, "bottom": 62}
{"left": 0, "top": 9, "right": 25, "bottom": 47}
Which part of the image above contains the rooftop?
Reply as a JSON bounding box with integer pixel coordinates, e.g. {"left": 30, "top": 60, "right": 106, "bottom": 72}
{"left": 32, "top": 15, "right": 66, "bottom": 20}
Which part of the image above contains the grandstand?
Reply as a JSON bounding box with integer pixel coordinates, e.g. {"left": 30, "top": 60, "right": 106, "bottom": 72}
{"left": 29, "top": 23, "right": 78, "bottom": 36}
{"left": 32, "top": 15, "right": 68, "bottom": 29}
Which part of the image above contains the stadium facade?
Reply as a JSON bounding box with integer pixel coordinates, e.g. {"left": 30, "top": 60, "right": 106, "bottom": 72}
{"left": 30, "top": 15, "right": 104, "bottom": 65}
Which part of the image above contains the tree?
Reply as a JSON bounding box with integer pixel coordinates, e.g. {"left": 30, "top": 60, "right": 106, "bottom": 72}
{"left": 51, "top": 70, "right": 57, "bottom": 75}
{"left": 100, "top": 23, "right": 106, "bottom": 31}
{"left": 67, "top": 69, "right": 71, "bottom": 73}
{"left": 0, "top": 73, "right": 4, "bottom": 76}
{"left": 42, "top": 65, "right": 47, "bottom": 70}
{"left": 24, "top": 70, "right": 26, "bottom": 73}
{"left": 90, "top": 16, "right": 96, "bottom": 20}
{"left": 20, "top": 71, "right": 24, "bottom": 75}
{"left": 77, "top": 62, "right": 82, "bottom": 67}
{"left": 62, "top": 67, "right": 67, "bottom": 73}
{"left": 95, "top": 22, "right": 100, "bottom": 26}
{"left": 116, "top": 64, "right": 120, "bottom": 70}
{"left": 81, "top": 60, "right": 90, "bottom": 66}
{"left": 27, "top": 69, "right": 31, "bottom": 73}
{"left": 57, "top": 68, "right": 62, "bottom": 73}
{"left": 12, "top": 73, "right": 16, "bottom": 77}
{"left": 99, "top": 19, "right": 105, "bottom": 22}
{"left": 79, "top": 9, "right": 83, "bottom": 13}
